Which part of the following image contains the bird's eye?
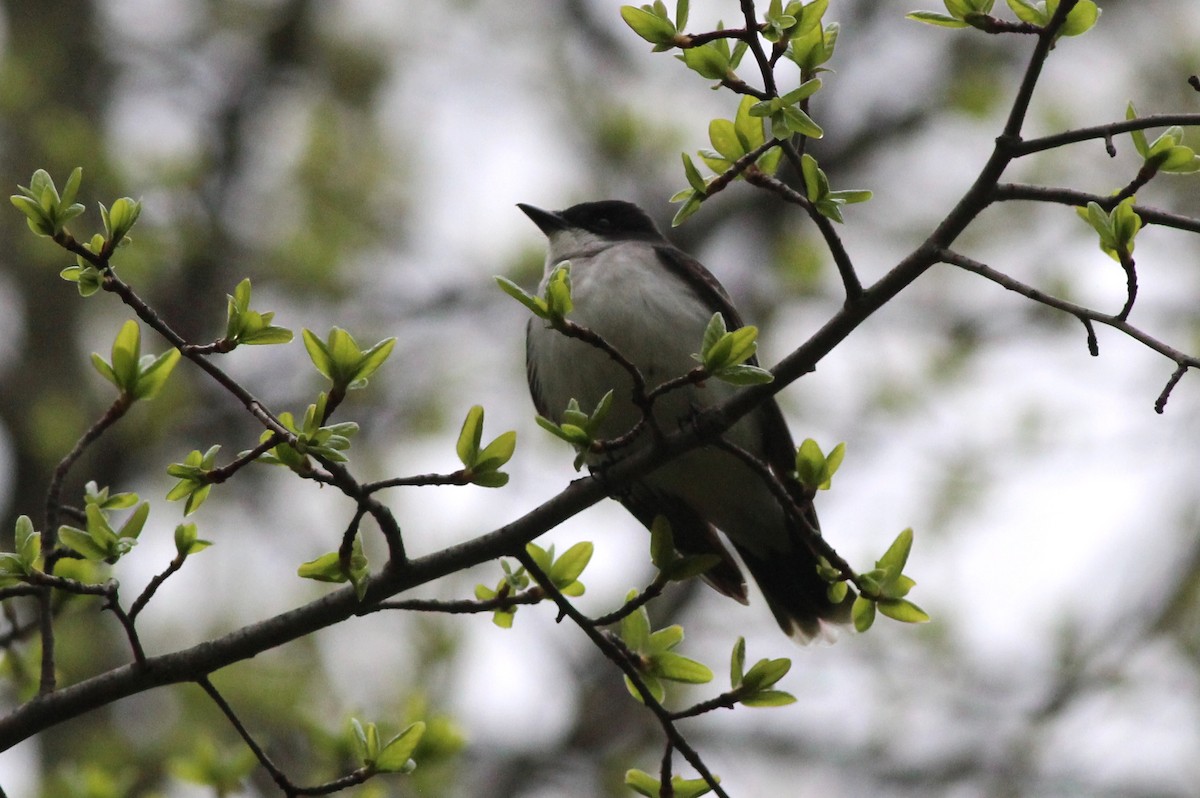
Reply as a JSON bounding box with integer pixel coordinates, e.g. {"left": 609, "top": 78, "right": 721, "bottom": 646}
{"left": 593, "top": 217, "right": 612, "bottom": 233}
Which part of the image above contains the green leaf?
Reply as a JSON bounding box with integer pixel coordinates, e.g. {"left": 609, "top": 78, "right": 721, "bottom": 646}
{"left": 111, "top": 319, "right": 141, "bottom": 391}
{"left": 525, "top": 542, "right": 553, "bottom": 575}
{"left": 303, "top": 328, "right": 396, "bottom": 391}
{"left": 712, "top": 363, "right": 775, "bottom": 385}
{"left": 648, "top": 622, "right": 684, "bottom": 652}
{"left": 742, "top": 657, "right": 791, "bottom": 691}
{"left": 649, "top": 515, "right": 674, "bottom": 569}
{"left": 733, "top": 95, "right": 765, "bottom": 151}
{"left": 620, "top": 5, "right": 678, "bottom": 46}
{"left": 104, "top": 197, "right": 142, "bottom": 244}
{"left": 375, "top": 721, "right": 426, "bottom": 773}
{"left": 682, "top": 152, "right": 706, "bottom": 193}
{"left": 626, "top": 770, "right": 718, "bottom": 798}
{"left": 625, "top": 769, "right": 662, "bottom": 798}
{"left": 60, "top": 167, "right": 82, "bottom": 210}
{"left": 133, "top": 348, "right": 181, "bottom": 400}
{"left": 830, "top": 189, "right": 873, "bottom": 205}
{"left": 740, "top": 689, "right": 798, "bottom": 707}
{"left": 851, "top": 595, "right": 876, "bottom": 632}
{"left": 456, "top": 405, "right": 484, "bottom": 467}
{"left": 905, "top": 11, "right": 970, "bottom": 28}
{"left": 876, "top": 527, "right": 914, "bottom": 579}
{"left": 794, "top": 437, "right": 830, "bottom": 488}
{"left": 700, "top": 312, "right": 726, "bottom": 357}
{"left": 780, "top": 78, "right": 823, "bottom": 107}
{"left": 14, "top": 515, "right": 40, "bottom": 572}
{"left": 58, "top": 525, "right": 109, "bottom": 561}
{"left": 877, "top": 598, "right": 931, "bottom": 623}
{"left": 475, "top": 430, "right": 517, "bottom": 472}
{"left": 297, "top": 534, "right": 369, "bottom": 598}
{"left": 1005, "top": 0, "right": 1044, "bottom": 24}
{"left": 174, "top": 522, "right": 212, "bottom": 557}
{"left": 544, "top": 262, "right": 574, "bottom": 318}
{"left": 671, "top": 192, "right": 703, "bottom": 226}
{"left": 495, "top": 276, "right": 547, "bottom": 318}
{"left": 827, "top": 580, "right": 849, "bottom": 603}
{"left": 730, "top": 636, "right": 746, "bottom": 687}
{"left": 117, "top": 502, "right": 150, "bottom": 540}
{"left": 352, "top": 337, "right": 397, "bottom": 389}
{"left": 624, "top": 672, "right": 666, "bottom": 704}
{"left": 549, "top": 541, "right": 593, "bottom": 586}
{"left": 708, "top": 118, "right": 744, "bottom": 161}
{"left": 654, "top": 651, "right": 713, "bottom": 683}
{"left": 620, "top": 595, "right": 652, "bottom": 652}
{"left": 1058, "top": 0, "right": 1099, "bottom": 36}
{"left": 679, "top": 43, "right": 729, "bottom": 80}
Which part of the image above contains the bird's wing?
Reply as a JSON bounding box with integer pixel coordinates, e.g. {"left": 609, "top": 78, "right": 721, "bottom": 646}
{"left": 654, "top": 244, "right": 799, "bottom": 475}
{"left": 617, "top": 484, "right": 749, "bottom": 604}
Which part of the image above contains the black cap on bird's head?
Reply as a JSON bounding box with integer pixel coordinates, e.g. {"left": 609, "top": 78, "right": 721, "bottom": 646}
{"left": 518, "top": 200, "right": 663, "bottom": 242}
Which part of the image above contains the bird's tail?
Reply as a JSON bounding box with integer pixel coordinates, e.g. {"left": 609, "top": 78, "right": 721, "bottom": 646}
{"left": 734, "top": 505, "right": 855, "bottom": 641}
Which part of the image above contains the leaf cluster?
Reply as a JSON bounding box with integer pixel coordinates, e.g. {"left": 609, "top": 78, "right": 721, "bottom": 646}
{"left": 620, "top": 1, "right": 690, "bottom": 51}
{"left": 822, "top": 528, "right": 930, "bottom": 632}
{"left": 535, "top": 391, "right": 614, "bottom": 471}
{"left": 694, "top": 312, "right": 774, "bottom": 385}
{"left": 496, "top": 262, "right": 573, "bottom": 322}
{"left": 254, "top": 393, "right": 360, "bottom": 470}
{"left": 58, "top": 500, "right": 149, "bottom": 564}
{"left": 618, "top": 591, "right": 713, "bottom": 703}
{"left": 298, "top": 532, "right": 370, "bottom": 600}
{"left": 303, "top": 327, "right": 396, "bottom": 394}
{"left": 729, "top": 636, "right": 796, "bottom": 707}
{"left": 1127, "top": 103, "right": 1200, "bottom": 174}
{"left": 1076, "top": 197, "right": 1141, "bottom": 261}
{"left": 351, "top": 718, "right": 426, "bottom": 775}
{"left": 908, "top": 0, "right": 1099, "bottom": 35}
{"left": 91, "top": 320, "right": 181, "bottom": 403}
{"left": 793, "top": 437, "right": 845, "bottom": 491}
{"left": 0, "top": 516, "right": 42, "bottom": 583}
{"left": 225, "top": 278, "right": 294, "bottom": 346}
{"left": 698, "top": 97, "right": 782, "bottom": 178}
{"left": 800, "top": 154, "right": 872, "bottom": 223}
{"left": 9, "top": 168, "right": 85, "bottom": 238}
{"left": 474, "top": 541, "right": 594, "bottom": 627}
{"left": 455, "top": 405, "right": 516, "bottom": 487}
{"left": 165, "top": 445, "right": 222, "bottom": 516}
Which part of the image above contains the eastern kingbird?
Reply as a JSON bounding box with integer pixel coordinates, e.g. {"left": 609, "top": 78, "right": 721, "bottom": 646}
{"left": 519, "top": 200, "right": 852, "bottom": 640}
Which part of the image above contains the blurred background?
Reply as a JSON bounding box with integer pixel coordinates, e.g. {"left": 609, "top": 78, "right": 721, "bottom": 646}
{"left": 2, "top": 0, "right": 1200, "bottom": 795}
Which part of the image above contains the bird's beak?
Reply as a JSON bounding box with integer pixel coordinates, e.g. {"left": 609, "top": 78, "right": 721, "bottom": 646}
{"left": 517, "top": 203, "right": 569, "bottom": 236}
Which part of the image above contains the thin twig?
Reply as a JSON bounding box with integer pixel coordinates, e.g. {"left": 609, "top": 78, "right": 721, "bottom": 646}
{"left": 129, "top": 555, "right": 185, "bottom": 623}
{"left": 1002, "top": 0, "right": 1081, "bottom": 139}
{"left": 1156, "top": 365, "right": 1189, "bottom": 414}
{"left": 590, "top": 576, "right": 669, "bottom": 627}
{"left": 365, "top": 471, "right": 473, "bottom": 493}
{"left": 369, "top": 590, "right": 544, "bottom": 614}
{"left": 938, "top": 248, "right": 1200, "bottom": 409}
{"left": 44, "top": 396, "right": 130, "bottom": 543}
{"left": 515, "top": 550, "right": 732, "bottom": 798}
{"left": 1011, "top": 113, "right": 1200, "bottom": 157}
{"left": 743, "top": 166, "right": 863, "bottom": 300}
{"left": 993, "top": 183, "right": 1200, "bottom": 233}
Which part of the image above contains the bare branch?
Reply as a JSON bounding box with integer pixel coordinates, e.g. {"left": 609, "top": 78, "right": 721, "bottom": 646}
{"left": 515, "top": 549, "right": 732, "bottom": 798}
{"left": 937, "top": 248, "right": 1200, "bottom": 408}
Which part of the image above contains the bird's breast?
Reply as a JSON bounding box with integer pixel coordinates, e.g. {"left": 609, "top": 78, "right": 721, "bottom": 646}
{"left": 527, "top": 243, "right": 740, "bottom": 443}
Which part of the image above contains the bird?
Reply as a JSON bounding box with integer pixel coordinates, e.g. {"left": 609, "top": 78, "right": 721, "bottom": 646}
{"left": 518, "top": 199, "right": 852, "bottom": 640}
